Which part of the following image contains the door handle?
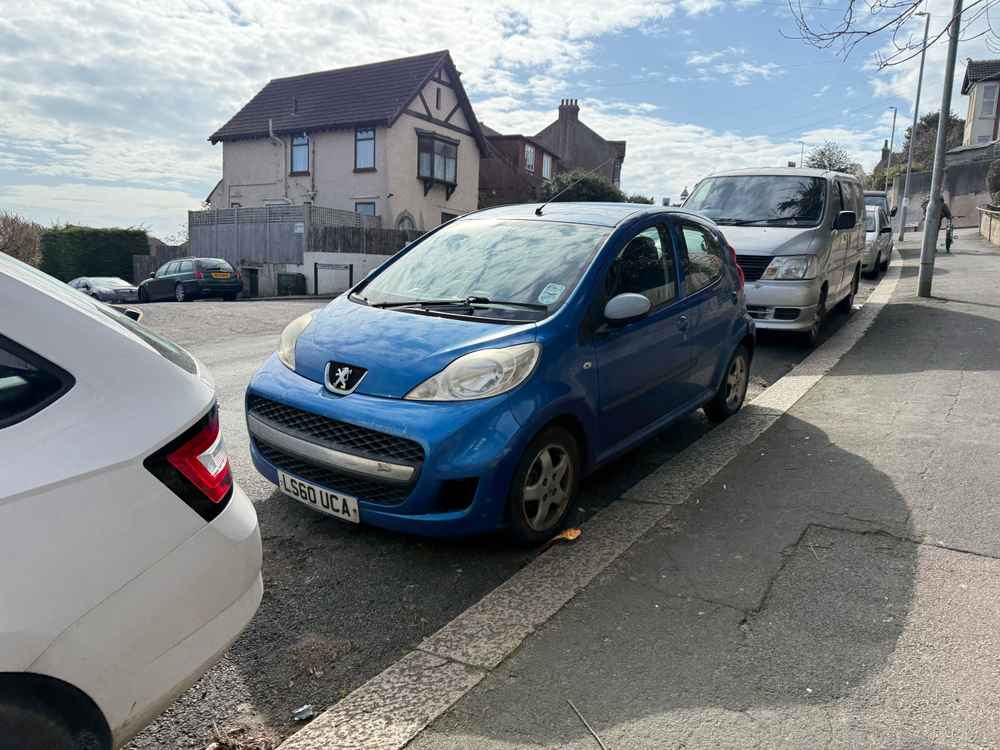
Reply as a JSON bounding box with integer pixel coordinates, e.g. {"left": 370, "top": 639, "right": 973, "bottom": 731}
{"left": 678, "top": 315, "right": 689, "bottom": 331}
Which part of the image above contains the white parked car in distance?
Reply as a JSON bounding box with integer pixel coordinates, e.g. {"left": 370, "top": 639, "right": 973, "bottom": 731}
{"left": 0, "top": 254, "right": 262, "bottom": 749}
{"left": 863, "top": 205, "right": 893, "bottom": 277}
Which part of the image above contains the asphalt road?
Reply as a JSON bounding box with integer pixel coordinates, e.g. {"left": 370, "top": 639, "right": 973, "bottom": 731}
{"left": 127, "top": 276, "right": 879, "bottom": 749}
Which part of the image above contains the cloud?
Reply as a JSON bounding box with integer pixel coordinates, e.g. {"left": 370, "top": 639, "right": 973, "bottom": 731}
{"left": 686, "top": 46, "right": 782, "bottom": 85}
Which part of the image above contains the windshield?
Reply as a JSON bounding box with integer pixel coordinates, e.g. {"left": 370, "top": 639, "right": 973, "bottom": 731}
{"left": 89, "top": 277, "right": 132, "bottom": 287}
{"left": 865, "top": 213, "right": 876, "bottom": 232}
{"left": 200, "top": 259, "right": 234, "bottom": 271}
{"left": 357, "top": 219, "right": 609, "bottom": 318}
{"left": 685, "top": 175, "right": 827, "bottom": 227}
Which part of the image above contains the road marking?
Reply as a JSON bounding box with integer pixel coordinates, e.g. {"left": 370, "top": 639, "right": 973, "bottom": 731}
{"left": 277, "top": 257, "right": 905, "bottom": 750}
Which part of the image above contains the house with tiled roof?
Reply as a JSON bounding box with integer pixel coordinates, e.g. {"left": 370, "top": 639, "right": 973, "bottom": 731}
{"left": 478, "top": 128, "right": 561, "bottom": 208}
{"left": 961, "top": 58, "right": 1000, "bottom": 146}
{"left": 207, "top": 50, "right": 487, "bottom": 230}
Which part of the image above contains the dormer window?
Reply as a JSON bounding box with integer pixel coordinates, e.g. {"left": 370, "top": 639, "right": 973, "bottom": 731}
{"left": 291, "top": 134, "right": 309, "bottom": 174}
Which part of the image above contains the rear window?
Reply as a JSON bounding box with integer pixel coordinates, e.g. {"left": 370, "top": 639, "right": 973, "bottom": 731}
{"left": 865, "top": 212, "right": 877, "bottom": 232}
{"left": 199, "top": 259, "right": 234, "bottom": 271}
{"left": 0, "top": 335, "right": 74, "bottom": 429}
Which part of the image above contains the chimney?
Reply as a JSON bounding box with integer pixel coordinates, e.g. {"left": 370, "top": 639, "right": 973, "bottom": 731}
{"left": 555, "top": 99, "right": 580, "bottom": 169}
{"left": 558, "top": 98, "right": 580, "bottom": 123}
{"left": 881, "top": 139, "right": 890, "bottom": 167}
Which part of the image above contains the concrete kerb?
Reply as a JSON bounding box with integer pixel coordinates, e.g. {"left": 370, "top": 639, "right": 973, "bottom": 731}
{"left": 276, "top": 258, "right": 906, "bottom": 750}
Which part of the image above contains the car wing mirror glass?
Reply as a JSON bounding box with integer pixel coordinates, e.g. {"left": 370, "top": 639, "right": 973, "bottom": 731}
{"left": 604, "top": 292, "right": 652, "bottom": 325}
{"left": 833, "top": 210, "right": 857, "bottom": 231}
{"left": 149, "top": 271, "right": 156, "bottom": 278}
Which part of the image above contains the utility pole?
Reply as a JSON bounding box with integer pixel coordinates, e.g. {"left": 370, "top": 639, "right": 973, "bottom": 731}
{"left": 883, "top": 107, "right": 898, "bottom": 193}
{"left": 899, "top": 11, "right": 931, "bottom": 242}
{"left": 800, "top": 142, "right": 805, "bottom": 167}
{"left": 918, "top": 0, "right": 962, "bottom": 298}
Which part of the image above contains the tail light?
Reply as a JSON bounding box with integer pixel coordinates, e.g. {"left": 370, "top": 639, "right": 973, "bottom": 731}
{"left": 194, "top": 270, "right": 204, "bottom": 279}
{"left": 729, "top": 244, "right": 744, "bottom": 289}
{"left": 144, "top": 405, "right": 233, "bottom": 521}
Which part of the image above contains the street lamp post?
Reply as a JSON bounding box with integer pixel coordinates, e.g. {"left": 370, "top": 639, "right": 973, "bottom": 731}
{"left": 884, "top": 106, "right": 898, "bottom": 193}
{"left": 899, "top": 11, "right": 931, "bottom": 242}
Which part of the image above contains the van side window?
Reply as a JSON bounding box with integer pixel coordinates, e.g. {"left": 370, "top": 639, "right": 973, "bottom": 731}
{"left": 0, "top": 335, "right": 74, "bottom": 429}
{"left": 830, "top": 182, "right": 843, "bottom": 220}
{"left": 680, "top": 224, "right": 724, "bottom": 295}
{"left": 605, "top": 226, "right": 677, "bottom": 308}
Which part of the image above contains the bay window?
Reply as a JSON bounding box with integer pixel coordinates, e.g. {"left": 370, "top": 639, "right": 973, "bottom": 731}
{"left": 417, "top": 131, "right": 458, "bottom": 198}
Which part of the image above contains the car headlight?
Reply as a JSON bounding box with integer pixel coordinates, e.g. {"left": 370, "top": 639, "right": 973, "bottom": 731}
{"left": 277, "top": 311, "right": 316, "bottom": 370}
{"left": 761, "top": 255, "right": 817, "bottom": 280}
{"left": 405, "top": 343, "right": 540, "bottom": 401}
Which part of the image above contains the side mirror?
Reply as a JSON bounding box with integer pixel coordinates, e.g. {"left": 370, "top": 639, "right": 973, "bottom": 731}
{"left": 149, "top": 272, "right": 156, "bottom": 278}
{"left": 889, "top": 206, "right": 898, "bottom": 217}
{"left": 833, "top": 210, "right": 857, "bottom": 231}
{"left": 604, "top": 293, "right": 652, "bottom": 325}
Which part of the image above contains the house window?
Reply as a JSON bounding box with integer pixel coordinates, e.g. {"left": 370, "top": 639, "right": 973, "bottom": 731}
{"left": 524, "top": 144, "right": 535, "bottom": 173}
{"left": 982, "top": 84, "right": 999, "bottom": 118}
{"left": 436, "top": 87, "right": 442, "bottom": 109}
{"left": 611, "top": 159, "right": 622, "bottom": 187}
{"left": 355, "top": 201, "right": 376, "bottom": 216}
{"left": 291, "top": 134, "right": 309, "bottom": 173}
{"left": 355, "top": 128, "right": 375, "bottom": 170}
{"left": 418, "top": 134, "right": 458, "bottom": 184}
{"left": 542, "top": 153, "right": 553, "bottom": 180}
{"left": 396, "top": 214, "right": 416, "bottom": 231}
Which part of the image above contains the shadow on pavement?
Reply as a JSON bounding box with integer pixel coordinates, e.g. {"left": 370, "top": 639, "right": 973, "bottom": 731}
{"left": 415, "top": 413, "right": 919, "bottom": 749}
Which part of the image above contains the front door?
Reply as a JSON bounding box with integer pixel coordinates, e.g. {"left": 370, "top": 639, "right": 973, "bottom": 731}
{"left": 831, "top": 181, "right": 850, "bottom": 296}
{"left": 593, "top": 224, "right": 693, "bottom": 456}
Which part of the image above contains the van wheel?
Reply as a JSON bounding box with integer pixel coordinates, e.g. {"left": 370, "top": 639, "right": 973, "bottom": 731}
{"left": 507, "top": 426, "right": 579, "bottom": 546}
{"left": 838, "top": 267, "right": 860, "bottom": 314}
{"left": 704, "top": 344, "right": 750, "bottom": 423}
{"left": 802, "top": 288, "right": 827, "bottom": 347}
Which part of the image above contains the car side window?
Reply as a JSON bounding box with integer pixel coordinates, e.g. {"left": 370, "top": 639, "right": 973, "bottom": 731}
{"left": 0, "top": 335, "right": 74, "bottom": 430}
{"left": 605, "top": 226, "right": 677, "bottom": 308}
{"left": 159, "top": 262, "right": 175, "bottom": 276}
{"left": 679, "top": 223, "right": 724, "bottom": 295}
{"left": 179, "top": 260, "right": 193, "bottom": 273}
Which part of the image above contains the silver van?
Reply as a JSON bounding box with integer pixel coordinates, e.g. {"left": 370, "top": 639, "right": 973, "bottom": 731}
{"left": 684, "top": 168, "right": 864, "bottom": 345}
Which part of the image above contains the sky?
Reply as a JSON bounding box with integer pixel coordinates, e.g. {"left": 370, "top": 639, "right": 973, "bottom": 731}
{"left": 0, "top": 0, "right": 994, "bottom": 238}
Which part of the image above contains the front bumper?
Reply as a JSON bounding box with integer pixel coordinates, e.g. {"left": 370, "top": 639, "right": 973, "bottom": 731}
{"left": 246, "top": 354, "right": 527, "bottom": 537}
{"left": 744, "top": 278, "right": 821, "bottom": 332}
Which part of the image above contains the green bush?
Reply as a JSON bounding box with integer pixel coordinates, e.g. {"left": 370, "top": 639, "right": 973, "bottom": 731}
{"left": 987, "top": 161, "right": 1000, "bottom": 207}
{"left": 40, "top": 226, "right": 149, "bottom": 282}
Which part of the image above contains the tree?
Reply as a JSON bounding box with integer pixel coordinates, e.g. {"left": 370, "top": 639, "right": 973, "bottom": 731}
{"left": 0, "top": 211, "right": 42, "bottom": 267}
{"left": 805, "top": 141, "right": 853, "bottom": 172}
{"left": 867, "top": 111, "right": 964, "bottom": 189}
{"left": 987, "top": 161, "right": 1000, "bottom": 206}
{"left": 541, "top": 169, "right": 626, "bottom": 203}
{"left": 626, "top": 193, "right": 655, "bottom": 204}
{"left": 787, "top": 2, "right": 994, "bottom": 69}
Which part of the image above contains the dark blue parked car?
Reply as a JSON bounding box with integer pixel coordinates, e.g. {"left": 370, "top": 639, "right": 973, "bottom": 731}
{"left": 246, "top": 203, "right": 754, "bottom": 544}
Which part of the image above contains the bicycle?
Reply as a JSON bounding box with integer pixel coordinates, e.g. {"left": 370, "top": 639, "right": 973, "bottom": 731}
{"left": 944, "top": 215, "right": 962, "bottom": 254}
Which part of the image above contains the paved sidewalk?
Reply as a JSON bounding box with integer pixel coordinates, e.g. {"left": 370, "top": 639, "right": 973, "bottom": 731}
{"left": 407, "top": 232, "right": 1000, "bottom": 750}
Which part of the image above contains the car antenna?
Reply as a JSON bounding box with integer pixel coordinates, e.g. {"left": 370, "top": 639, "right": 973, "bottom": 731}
{"left": 534, "top": 156, "right": 617, "bottom": 216}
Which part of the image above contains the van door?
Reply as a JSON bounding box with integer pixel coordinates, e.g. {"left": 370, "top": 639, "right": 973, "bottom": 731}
{"left": 593, "top": 223, "right": 692, "bottom": 456}
{"left": 830, "top": 180, "right": 850, "bottom": 297}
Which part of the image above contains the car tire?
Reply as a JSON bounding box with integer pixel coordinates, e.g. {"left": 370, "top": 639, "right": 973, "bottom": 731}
{"left": 867, "top": 252, "right": 880, "bottom": 279}
{"left": 507, "top": 426, "right": 580, "bottom": 547}
{"left": 138, "top": 287, "right": 149, "bottom": 303}
{"left": 838, "top": 267, "right": 859, "bottom": 314}
{"left": 801, "top": 287, "right": 827, "bottom": 348}
{"left": 704, "top": 344, "right": 750, "bottom": 423}
{"left": 175, "top": 283, "right": 187, "bottom": 303}
{"left": 881, "top": 252, "right": 890, "bottom": 273}
{"left": 0, "top": 696, "right": 102, "bottom": 750}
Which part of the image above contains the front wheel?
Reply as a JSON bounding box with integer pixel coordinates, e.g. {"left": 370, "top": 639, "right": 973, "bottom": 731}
{"left": 704, "top": 344, "right": 750, "bottom": 423}
{"left": 837, "top": 267, "right": 859, "bottom": 314}
{"left": 801, "top": 287, "right": 828, "bottom": 348}
{"left": 138, "top": 286, "right": 149, "bottom": 303}
{"left": 507, "top": 426, "right": 580, "bottom": 546}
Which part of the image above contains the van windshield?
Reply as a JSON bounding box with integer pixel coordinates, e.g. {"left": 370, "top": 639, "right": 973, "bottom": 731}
{"left": 685, "top": 175, "right": 827, "bottom": 227}
{"left": 356, "top": 219, "right": 609, "bottom": 318}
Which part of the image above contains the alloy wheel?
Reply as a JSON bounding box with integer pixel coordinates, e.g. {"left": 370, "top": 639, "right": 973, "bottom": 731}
{"left": 175, "top": 284, "right": 185, "bottom": 302}
{"left": 725, "top": 352, "right": 749, "bottom": 409}
{"left": 521, "top": 444, "right": 573, "bottom": 532}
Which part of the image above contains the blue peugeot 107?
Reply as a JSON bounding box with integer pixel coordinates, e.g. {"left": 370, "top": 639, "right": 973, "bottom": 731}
{"left": 246, "top": 202, "right": 754, "bottom": 544}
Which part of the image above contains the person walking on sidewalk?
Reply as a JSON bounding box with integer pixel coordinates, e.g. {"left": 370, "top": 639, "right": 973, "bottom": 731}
{"left": 922, "top": 196, "right": 954, "bottom": 251}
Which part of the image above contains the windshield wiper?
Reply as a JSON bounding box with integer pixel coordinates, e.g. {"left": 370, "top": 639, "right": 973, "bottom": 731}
{"left": 714, "top": 217, "right": 804, "bottom": 226}
{"left": 373, "top": 296, "right": 548, "bottom": 311}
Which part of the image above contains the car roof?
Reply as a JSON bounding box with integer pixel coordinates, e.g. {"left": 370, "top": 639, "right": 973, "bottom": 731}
{"left": 464, "top": 202, "right": 707, "bottom": 228}
{"left": 864, "top": 190, "right": 887, "bottom": 197}
{"left": 702, "top": 167, "right": 858, "bottom": 181}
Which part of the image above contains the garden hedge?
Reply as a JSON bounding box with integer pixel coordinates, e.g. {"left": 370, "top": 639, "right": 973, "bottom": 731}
{"left": 40, "top": 226, "right": 149, "bottom": 282}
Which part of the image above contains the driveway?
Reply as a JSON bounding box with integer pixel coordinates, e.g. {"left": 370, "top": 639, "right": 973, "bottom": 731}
{"left": 127, "top": 276, "right": 878, "bottom": 748}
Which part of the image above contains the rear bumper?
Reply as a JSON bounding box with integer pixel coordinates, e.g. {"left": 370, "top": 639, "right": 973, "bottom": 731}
{"left": 30, "top": 485, "right": 262, "bottom": 747}
{"left": 194, "top": 281, "right": 243, "bottom": 297}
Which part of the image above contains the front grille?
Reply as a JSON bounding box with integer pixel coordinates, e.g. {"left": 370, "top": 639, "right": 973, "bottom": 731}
{"left": 247, "top": 394, "right": 424, "bottom": 465}
{"left": 774, "top": 307, "right": 801, "bottom": 321}
{"left": 746, "top": 305, "right": 769, "bottom": 320}
{"left": 736, "top": 255, "right": 772, "bottom": 282}
{"left": 255, "top": 438, "right": 412, "bottom": 506}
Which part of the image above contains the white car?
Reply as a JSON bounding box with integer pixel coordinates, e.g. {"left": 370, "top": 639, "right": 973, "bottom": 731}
{"left": 0, "top": 255, "right": 262, "bottom": 749}
{"left": 863, "top": 205, "right": 893, "bottom": 277}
